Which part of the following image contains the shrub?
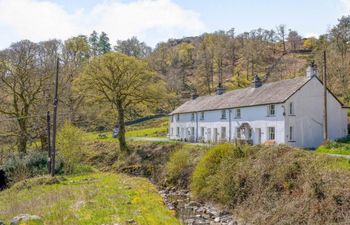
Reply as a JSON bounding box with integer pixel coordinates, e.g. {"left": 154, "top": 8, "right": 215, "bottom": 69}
{"left": 57, "top": 122, "right": 85, "bottom": 174}
{"left": 1, "top": 151, "right": 63, "bottom": 185}
{"left": 191, "top": 143, "right": 235, "bottom": 199}
{"left": 165, "top": 148, "right": 191, "bottom": 187}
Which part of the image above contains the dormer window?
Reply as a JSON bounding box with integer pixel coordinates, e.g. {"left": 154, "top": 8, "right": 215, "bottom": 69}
{"left": 176, "top": 114, "right": 180, "bottom": 121}
{"left": 171, "top": 115, "right": 174, "bottom": 122}
{"left": 235, "top": 108, "right": 241, "bottom": 118}
{"left": 191, "top": 113, "right": 195, "bottom": 121}
{"left": 200, "top": 112, "right": 205, "bottom": 120}
{"left": 268, "top": 105, "right": 275, "bottom": 116}
{"left": 221, "top": 109, "right": 227, "bottom": 119}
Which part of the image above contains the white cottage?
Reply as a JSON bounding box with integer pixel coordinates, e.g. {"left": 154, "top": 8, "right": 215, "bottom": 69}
{"left": 169, "top": 66, "right": 348, "bottom": 148}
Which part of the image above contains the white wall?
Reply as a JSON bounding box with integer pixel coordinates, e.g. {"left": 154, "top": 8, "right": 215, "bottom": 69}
{"left": 284, "top": 77, "right": 348, "bottom": 148}
{"left": 169, "top": 104, "right": 285, "bottom": 144}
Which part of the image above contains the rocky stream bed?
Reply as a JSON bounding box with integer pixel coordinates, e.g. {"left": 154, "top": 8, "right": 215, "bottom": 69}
{"left": 160, "top": 188, "right": 244, "bottom": 225}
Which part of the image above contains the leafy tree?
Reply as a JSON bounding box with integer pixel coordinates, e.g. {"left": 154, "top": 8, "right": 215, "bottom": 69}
{"left": 287, "top": 30, "right": 303, "bottom": 51}
{"left": 76, "top": 52, "right": 165, "bottom": 153}
{"left": 0, "top": 41, "right": 46, "bottom": 153}
{"left": 114, "top": 37, "right": 152, "bottom": 58}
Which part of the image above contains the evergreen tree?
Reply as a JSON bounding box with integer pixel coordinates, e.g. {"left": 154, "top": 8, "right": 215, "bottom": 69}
{"left": 98, "top": 32, "right": 111, "bottom": 54}
{"left": 89, "top": 30, "right": 99, "bottom": 56}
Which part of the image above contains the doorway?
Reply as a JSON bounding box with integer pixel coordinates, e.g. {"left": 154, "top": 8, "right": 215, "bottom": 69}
{"left": 256, "top": 128, "right": 262, "bottom": 144}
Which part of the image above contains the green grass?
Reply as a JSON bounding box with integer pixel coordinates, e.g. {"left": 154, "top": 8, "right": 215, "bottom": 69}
{"left": 316, "top": 136, "right": 350, "bottom": 155}
{"left": 0, "top": 173, "right": 180, "bottom": 225}
{"left": 83, "top": 117, "right": 169, "bottom": 142}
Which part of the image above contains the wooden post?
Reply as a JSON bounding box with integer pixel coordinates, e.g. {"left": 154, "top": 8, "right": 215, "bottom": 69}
{"left": 47, "top": 111, "right": 51, "bottom": 174}
{"left": 323, "top": 51, "right": 328, "bottom": 141}
{"left": 51, "top": 58, "right": 59, "bottom": 176}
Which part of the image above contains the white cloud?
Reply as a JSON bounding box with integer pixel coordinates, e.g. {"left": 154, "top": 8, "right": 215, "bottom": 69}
{"left": 0, "top": 0, "right": 205, "bottom": 49}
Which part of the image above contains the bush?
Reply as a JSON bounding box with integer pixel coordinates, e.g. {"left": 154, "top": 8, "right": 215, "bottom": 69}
{"left": 191, "top": 143, "right": 237, "bottom": 199}
{"left": 190, "top": 144, "right": 350, "bottom": 224}
{"left": 1, "top": 151, "right": 63, "bottom": 185}
{"left": 57, "top": 122, "right": 86, "bottom": 174}
{"left": 165, "top": 148, "right": 191, "bottom": 187}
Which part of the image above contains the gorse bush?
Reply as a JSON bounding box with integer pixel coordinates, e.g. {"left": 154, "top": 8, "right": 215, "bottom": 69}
{"left": 57, "top": 122, "right": 86, "bottom": 174}
{"left": 165, "top": 148, "right": 191, "bottom": 187}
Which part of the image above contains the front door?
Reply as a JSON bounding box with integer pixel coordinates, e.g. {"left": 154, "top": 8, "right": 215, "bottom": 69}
{"left": 256, "top": 128, "right": 262, "bottom": 144}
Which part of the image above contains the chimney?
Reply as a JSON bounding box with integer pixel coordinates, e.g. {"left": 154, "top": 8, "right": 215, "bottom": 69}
{"left": 216, "top": 83, "right": 225, "bottom": 95}
{"left": 252, "top": 74, "right": 262, "bottom": 88}
{"left": 191, "top": 93, "right": 199, "bottom": 100}
{"left": 306, "top": 61, "right": 318, "bottom": 79}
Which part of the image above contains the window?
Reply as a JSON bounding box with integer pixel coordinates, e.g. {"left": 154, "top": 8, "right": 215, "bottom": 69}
{"left": 235, "top": 108, "right": 241, "bottom": 118}
{"left": 191, "top": 113, "right": 195, "bottom": 121}
{"left": 221, "top": 127, "right": 226, "bottom": 139}
{"left": 176, "top": 127, "right": 180, "bottom": 136}
{"left": 248, "top": 128, "right": 252, "bottom": 139}
{"left": 289, "top": 102, "right": 294, "bottom": 115}
{"left": 171, "top": 128, "right": 173, "bottom": 135}
{"left": 268, "top": 105, "right": 275, "bottom": 116}
{"left": 176, "top": 114, "right": 180, "bottom": 121}
{"left": 200, "top": 112, "right": 205, "bottom": 120}
{"left": 191, "top": 127, "right": 195, "bottom": 136}
{"left": 221, "top": 109, "right": 227, "bottom": 119}
{"left": 268, "top": 127, "right": 275, "bottom": 140}
{"left": 171, "top": 116, "right": 174, "bottom": 122}
{"left": 201, "top": 127, "right": 205, "bottom": 137}
{"left": 236, "top": 127, "right": 241, "bottom": 138}
{"left": 289, "top": 126, "right": 294, "bottom": 141}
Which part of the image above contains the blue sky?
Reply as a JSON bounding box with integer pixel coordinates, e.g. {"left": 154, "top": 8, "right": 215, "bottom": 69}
{"left": 0, "top": 0, "right": 348, "bottom": 49}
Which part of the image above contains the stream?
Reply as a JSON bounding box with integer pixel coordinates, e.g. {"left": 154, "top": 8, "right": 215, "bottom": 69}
{"left": 159, "top": 187, "right": 242, "bottom": 225}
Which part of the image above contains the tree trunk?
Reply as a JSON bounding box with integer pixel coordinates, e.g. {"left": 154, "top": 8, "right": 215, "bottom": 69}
{"left": 17, "top": 119, "right": 27, "bottom": 154}
{"left": 116, "top": 101, "right": 128, "bottom": 153}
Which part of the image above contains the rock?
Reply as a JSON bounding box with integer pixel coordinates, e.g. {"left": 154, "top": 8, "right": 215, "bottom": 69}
{"left": 214, "top": 217, "right": 221, "bottom": 223}
{"left": 10, "top": 214, "right": 43, "bottom": 225}
{"left": 127, "top": 219, "right": 136, "bottom": 224}
{"left": 187, "top": 201, "right": 201, "bottom": 207}
{"left": 0, "top": 220, "right": 5, "bottom": 225}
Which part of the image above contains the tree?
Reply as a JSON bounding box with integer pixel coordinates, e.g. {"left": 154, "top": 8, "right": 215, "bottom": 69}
{"left": 276, "top": 25, "right": 287, "bottom": 53}
{"left": 287, "top": 30, "right": 303, "bottom": 51}
{"left": 76, "top": 52, "right": 165, "bottom": 153}
{"left": 114, "top": 37, "right": 152, "bottom": 58}
{"left": 89, "top": 30, "right": 99, "bottom": 56}
{"left": 0, "top": 41, "right": 46, "bottom": 153}
{"left": 98, "top": 32, "right": 111, "bottom": 54}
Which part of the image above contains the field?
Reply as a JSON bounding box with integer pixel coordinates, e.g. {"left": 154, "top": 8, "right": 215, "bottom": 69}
{"left": 0, "top": 173, "right": 179, "bottom": 225}
{"left": 83, "top": 117, "right": 169, "bottom": 142}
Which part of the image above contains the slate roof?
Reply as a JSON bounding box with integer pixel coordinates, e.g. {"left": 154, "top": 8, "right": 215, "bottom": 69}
{"left": 170, "top": 76, "right": 311, "bottom": 115}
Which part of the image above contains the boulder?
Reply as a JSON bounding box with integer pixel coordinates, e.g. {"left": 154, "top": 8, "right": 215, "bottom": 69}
{"left": 10, "top": 214, "right": 43, "bottom": 225}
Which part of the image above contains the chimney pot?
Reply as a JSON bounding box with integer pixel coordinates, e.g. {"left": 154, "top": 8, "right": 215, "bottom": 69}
{"left": 252, "top": 74, "right": 262, "bottom": 88}
{"left": 306, "top": 61, "right": 318, "bottom": 79}
{"left": 216, "top": 83, "right": 225, "bottom": 95}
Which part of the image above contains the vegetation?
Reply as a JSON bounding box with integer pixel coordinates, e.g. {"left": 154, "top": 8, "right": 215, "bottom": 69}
{"left": 316, "top": 136, "right": 350, "bottom": 155}
{"left": 76, "top": 52, "right": 166, "bottom": 153}
{"left": 0, "top": 173, "right": 180, "bottom": 225}
{"left": 191, "top": 144, "right": 350, "bottom": 224}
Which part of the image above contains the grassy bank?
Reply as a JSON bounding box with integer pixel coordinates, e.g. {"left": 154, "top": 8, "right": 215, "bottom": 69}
{"left": 189, "top": 144, "right": 350, "bottom": 224}
{"left": 0, "top": 173, "right": 180, "bottom": 225}
{"left": 316, "top": 136, "right": 350, "bottom": 155}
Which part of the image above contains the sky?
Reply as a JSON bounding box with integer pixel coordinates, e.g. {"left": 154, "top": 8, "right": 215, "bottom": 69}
{"left": 0, "top": 0, "right": 349, "bottom": 50}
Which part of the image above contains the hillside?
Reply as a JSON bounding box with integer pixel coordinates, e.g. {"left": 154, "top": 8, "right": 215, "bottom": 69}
{"left": 0, "top": 173, "right": 180, "bottom": 225}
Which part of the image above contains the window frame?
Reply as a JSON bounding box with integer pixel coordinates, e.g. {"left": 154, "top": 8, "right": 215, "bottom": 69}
{"left": 268, "top": 127, "right": 275, "bottom": 140}
{"left": 176, "top": 127, "right": 180, "bottom": 136}
{"left": 289, "top": 102, "right": 295, "bottom": 115}
{"left": 289, "top": 126, "right": 294, "bottom": 141}
{"left": 176, "top": 114, "right": 180, "bottom": 121}
{"left": 268, "top": 104, "right": 276, "bottom": 117}
{"left": 221, "top": 126, "right": 226, "bottom": 139}
{"left": 200, "top": 111, "right": 205, "bottom": 120}
{"left": 236, "top": 127, "right": 241, "bottom": 139}
{"left": 221, "top": 109, "right": 227, "bottom": 119}
{"left": 235, "top": 108, "right": 241, "bottom": 118}
{"left": 191, "top": 113, "right": 195, "bottom": 121}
